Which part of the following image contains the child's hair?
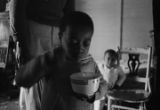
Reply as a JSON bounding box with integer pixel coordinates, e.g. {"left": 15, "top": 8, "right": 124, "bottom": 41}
{"left": 59, "top": 11, "right": 94, "bottom": 37}
{"left": 104, "top": 49, "right": 118, "bottom": 60}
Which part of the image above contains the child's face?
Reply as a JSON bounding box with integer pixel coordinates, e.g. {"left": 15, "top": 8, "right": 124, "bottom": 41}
{"left": 60, "top": 26, "right": 92, "bottom": 61}
{"left": 104, "top": 53, "right": 116, "bottom": 68}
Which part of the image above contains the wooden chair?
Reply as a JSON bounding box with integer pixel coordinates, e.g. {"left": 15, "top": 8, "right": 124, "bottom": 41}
{"left": 107, "top": 46, "right": 152, "bottom": 110}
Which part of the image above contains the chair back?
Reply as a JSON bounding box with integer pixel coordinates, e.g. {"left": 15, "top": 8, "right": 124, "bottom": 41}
{"left": 118, "top": 46, "right": 152, "bottom": 94}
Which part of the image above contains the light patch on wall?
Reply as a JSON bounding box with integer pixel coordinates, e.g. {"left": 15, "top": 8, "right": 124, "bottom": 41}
{"left": 0, "top": 21, "right": 10, "bottom": 41}
{"left": 122, "top": 0, "right": 153, "bottom": 48}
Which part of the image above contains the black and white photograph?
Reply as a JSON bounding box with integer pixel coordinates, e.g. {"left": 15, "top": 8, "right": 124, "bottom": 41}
{"left": 0, "top": 0, "right": 159, "bottom": 110}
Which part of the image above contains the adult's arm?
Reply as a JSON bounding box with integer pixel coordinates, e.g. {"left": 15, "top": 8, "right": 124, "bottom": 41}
{"left": 15, "top": 50, "right": 55, "bottom": 88}
{"left": 9, "top": 0, "right": 29, "bottom": 42}
{"left": 63, "top": 0, "right": 75, "bottom": 15}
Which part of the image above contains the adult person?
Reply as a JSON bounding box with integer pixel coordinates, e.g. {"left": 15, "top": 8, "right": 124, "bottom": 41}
{"left": 9, "top": 0, "right": 75, "bottom": 110}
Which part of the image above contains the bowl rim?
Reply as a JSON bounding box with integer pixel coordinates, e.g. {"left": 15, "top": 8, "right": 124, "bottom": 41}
{"left": 70, "top": 72, "right": 102, "bottom": 81}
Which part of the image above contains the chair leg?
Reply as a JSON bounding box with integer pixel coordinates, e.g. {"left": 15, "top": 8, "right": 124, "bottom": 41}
{"left": 139, "top": 103, "right": 144, "bottom": 110}
{"left": 143, "top": 103, "right": 146, "bottom": 110}
{"left": 107, "top": 97, "right": 112, "bottom": 110}
{"left": 94, "top": 100, "right": 102, "bottom": 110}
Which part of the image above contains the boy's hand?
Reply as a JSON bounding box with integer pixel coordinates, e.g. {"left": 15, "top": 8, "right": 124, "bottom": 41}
{"left": 74, "top": 92, "right": 87, "bottom": 101}
{"left": 73, "top": 92, "right": 95, "bottom": 103}
{"left": 86, "top": 94, "right": 95, "bottom": 103}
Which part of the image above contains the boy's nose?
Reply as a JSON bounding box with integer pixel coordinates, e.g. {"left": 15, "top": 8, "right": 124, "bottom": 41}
{"left": 80, "top": 48, "right": 85, "bottom": 53}
{"left": 74, "top": 42, "right": 83, "bottom": 49}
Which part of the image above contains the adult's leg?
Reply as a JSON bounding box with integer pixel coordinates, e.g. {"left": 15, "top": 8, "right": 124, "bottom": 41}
{"left": 20, "top": 20, "right": 59, "bottom": 110}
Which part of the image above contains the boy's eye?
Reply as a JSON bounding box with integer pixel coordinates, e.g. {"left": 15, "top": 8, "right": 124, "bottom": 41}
{"left": 83, "top": 40, "right": 91, "bottom": 47}
{"left": 71, "top": 39, "right": 78, "bottom": 44}
{"left": 70, "top": 39, "right": 79, "bottom": 46}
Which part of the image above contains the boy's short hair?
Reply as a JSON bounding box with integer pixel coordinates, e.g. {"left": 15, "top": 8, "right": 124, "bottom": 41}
{"left": 59, "top": 11, "right": 94, "bottom": 36}
{"left": 104, "top": 49, "right": 118, "bottom": 60}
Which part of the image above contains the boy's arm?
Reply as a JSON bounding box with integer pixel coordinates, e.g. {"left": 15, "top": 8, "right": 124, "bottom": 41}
{"left": 116, "top": 66, "right": 126, "bottom": 87}
{"left": 94, "top": 75, "right": 109, "bottom": 100}
{"left": 15, "top": 50, "right": 55, "bottom": 88}
{"left": 94, "top": 64, "right": 109, "bottom": 100}
{"left": 74, "top": 61, "right": 109, "bottom": 103}
{"left": 63, "top": 0, "right": 75, "bottom": 15}
{"left": 85, "top": 70, "right": 109, "bottom": 103}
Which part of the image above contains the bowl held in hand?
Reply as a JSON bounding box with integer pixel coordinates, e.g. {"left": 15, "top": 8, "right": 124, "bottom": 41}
{"left": 70, "top": 72, "right": 101, "bottom": 96}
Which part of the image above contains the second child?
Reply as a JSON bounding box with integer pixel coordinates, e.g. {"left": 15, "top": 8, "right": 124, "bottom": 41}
{"left": 98, "top": 49, "right": 126, "bottom": 89}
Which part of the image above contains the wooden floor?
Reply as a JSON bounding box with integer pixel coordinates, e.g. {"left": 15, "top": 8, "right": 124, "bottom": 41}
{"left": 0, "top": 69, "right": 20, "bottom": 110}
{"left": 0, "top": 98, "right": 19, "bottom": 110}
{"left": 0, "top": 88, "right": 19, "bottom": 110}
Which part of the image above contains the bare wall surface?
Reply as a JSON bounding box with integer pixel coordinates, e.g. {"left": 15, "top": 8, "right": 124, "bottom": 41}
{"left": 123, "top": 0, "right": 153, "bottom": 48}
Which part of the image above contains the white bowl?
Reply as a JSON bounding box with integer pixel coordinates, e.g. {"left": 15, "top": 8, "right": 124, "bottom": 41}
{"left": 70, "top": 72, "right": 101, "bottom": 96}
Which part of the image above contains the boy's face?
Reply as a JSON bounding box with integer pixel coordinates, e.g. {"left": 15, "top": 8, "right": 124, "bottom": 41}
{"left": 60, "top": 26, "right": 92, "bottom": 61}
{"left": 104, "top": 53, "right": 116, "bottom": 68}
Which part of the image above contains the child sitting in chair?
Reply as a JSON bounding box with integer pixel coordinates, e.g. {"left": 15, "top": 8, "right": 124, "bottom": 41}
{"left": 98, "top": 49, "right": 126, "bottom": 90}
{"left": 97, "top": 49, "right": 127, "bottom": 110}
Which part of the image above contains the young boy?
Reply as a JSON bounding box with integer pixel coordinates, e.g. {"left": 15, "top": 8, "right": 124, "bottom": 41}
{"left": 15, "top": 11, "right": 108, "bottom": 110}
{"left": 98, "top": 49, "right": 126, "bottom": 89}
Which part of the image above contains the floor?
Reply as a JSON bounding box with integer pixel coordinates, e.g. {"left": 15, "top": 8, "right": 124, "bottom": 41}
{"left": 0, "top": 66, "right": 156, "bottom": 110}
{"left": 0, "top": 87, "right": 20, "bottom": 110}
{"left": 0, "top": 68, "right": 20, "bottom": 110}
{"left": 0, "top": 98, "right": 19, "bottom": 110}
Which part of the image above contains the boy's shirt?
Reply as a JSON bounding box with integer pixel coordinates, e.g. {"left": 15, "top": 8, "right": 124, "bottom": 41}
{"left": 16, "top": 47, "right": 108, "bottom": 110}
{"left": 98, "top": 62, "right": 126, "bottom": 89}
